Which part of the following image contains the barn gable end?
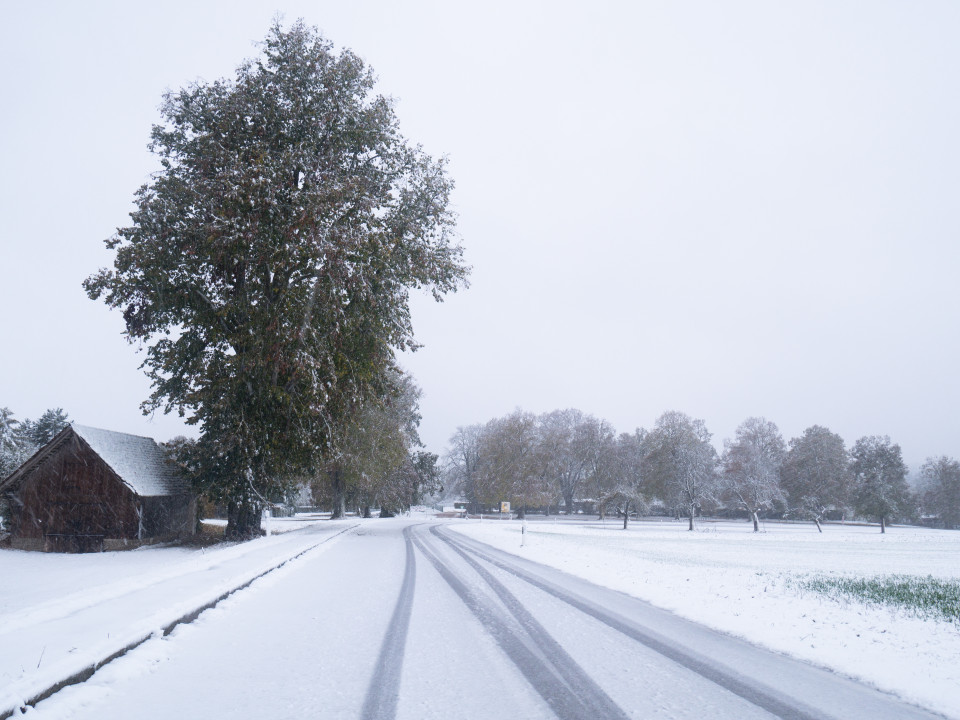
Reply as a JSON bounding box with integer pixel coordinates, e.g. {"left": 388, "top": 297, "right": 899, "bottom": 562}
{"left": 0, "top": 424, "right": 196, "bottom": 552}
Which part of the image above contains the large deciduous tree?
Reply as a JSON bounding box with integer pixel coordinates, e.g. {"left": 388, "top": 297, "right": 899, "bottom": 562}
{"left": 462, "top": 411, "right": 550, "bottom": 517}
{"left": 320, "top": 369, "right": 423, "bottom": 518}
{"left": 608, "top": 430, "right": 650, "bottom": 529}
{"left": 538, "top": 408, "right": 592, "bottom": 515}
{"left": 645, "top": 411, "right": 718, "bottom": 531}
{"left": 781, "top": 425, "right": 849, "bottom": 532}
{"left": 850, "top": 435, "right": 910, "bottom": 533}
{"left": 720, "top": 417, "right": 786, "bottom": 532}
{"left": 920, "top": 456, "right": 960, "bottom": 529}
{"left": 485, "top": 411, "right": 549, "bottom": 517}
{"left": 581, "top": 417, "right": 618, "bottom": 519}
{"left": 84, "top": 21, "right": 468, "bottom": 538}
{"left": 409, "top": 450, "right": 443, "bottom": 506}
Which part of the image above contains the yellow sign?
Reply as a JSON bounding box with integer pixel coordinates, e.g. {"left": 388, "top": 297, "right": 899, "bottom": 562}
{"left": 500, "top": 501, "right": 511, "bottom": 513}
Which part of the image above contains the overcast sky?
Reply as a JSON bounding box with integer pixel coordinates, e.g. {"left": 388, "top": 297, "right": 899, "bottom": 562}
{"left": 2, "top": 1, "right": 958, "bottom": 468}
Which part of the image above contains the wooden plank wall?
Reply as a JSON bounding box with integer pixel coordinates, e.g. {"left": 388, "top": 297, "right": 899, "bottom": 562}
{"left": 13, "top": 441, "right": 139, "bottom": 551}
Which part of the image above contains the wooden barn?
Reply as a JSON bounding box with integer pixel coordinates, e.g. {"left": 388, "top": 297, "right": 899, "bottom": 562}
{"left": 0, "top": 424, "right": 195, "bottom": 552}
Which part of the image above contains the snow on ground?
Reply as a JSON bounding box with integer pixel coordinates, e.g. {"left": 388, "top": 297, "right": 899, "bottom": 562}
{"left": 448, "top": 517, "right": 960, "bottom": 719}
{"left": 0, "top": 514, "right": 330, "bottom": 617}
{"left": 0, "top": 515, "right": 355, "bottom": 714}
{"left": 202, "top": 511, "right": 335, "bottom": 536}
{"left": 4, "top": 512, "right": 958, "bottom": 718}
{"left": 27, "top": 517, "right": 462, "bottom": 720}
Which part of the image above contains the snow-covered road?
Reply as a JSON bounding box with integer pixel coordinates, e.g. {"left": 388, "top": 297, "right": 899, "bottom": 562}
{"left": 16, "top": 519, "right": 942, "bottom": 720}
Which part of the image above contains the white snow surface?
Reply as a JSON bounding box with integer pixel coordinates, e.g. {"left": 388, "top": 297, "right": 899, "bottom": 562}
{"left": 0, "top": 515, "right": 357, "bottom": 715}
{"left": 3, "top": 513, "right": 959, "bottom": 718}
{"left": 448, "top": 517, "right": 960, "bottom": 719}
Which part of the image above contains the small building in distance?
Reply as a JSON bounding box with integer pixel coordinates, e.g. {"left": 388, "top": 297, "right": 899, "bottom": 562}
{"left": 0, "top": 424, "right": 195, "bottom": 552}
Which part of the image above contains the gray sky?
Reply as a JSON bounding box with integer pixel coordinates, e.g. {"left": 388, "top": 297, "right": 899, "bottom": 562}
{"left": 2, "top": 1, "right": 958, "bottom": 467}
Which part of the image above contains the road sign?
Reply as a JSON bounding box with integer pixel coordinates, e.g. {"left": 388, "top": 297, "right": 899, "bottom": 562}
{"left": 500, "top": 501, "right": 510, "bottom": 513}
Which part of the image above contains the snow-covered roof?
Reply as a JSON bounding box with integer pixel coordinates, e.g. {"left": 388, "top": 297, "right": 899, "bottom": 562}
{"left": 70, "top": 424, "right": 190, "bottom": 497}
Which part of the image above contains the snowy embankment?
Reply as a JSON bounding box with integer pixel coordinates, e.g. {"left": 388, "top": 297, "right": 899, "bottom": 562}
{"left": 448, "top": 517, "right": 960, "bottom": 720}
{"left": 0, "top": 516, "right": 353, "bottom": 716}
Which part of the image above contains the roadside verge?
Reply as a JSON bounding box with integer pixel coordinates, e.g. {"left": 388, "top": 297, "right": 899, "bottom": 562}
{"left": 1, "top": 523, "right": 357, "bottom": 719}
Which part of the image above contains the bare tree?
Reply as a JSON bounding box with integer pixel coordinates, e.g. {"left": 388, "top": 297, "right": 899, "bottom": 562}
{"left": 721, "top": 417, "right": 786, "bottom": 532}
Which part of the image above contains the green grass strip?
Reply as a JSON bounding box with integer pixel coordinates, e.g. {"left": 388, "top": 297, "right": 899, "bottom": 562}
{"left": 797, "top": 574, "right": 960, "bottom": 624}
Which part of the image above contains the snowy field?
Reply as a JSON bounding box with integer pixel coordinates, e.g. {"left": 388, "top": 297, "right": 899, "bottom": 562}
{"left": 448, "top": 517, "right": 960, "bottom": 719}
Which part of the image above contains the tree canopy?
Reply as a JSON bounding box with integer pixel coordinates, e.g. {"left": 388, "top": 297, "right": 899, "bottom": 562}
{"left": 920, "top": 456, "right": 960, "bottom": 529}
{"left": 850, "top": 435, "right": 911, "bottom": 533}
{"left": 645, "top": 411, "right": 718, "bottom": 530}
{"left": 316, "top": 368, "right": 425, "bottom": 518}
{"left": 720, "top": 417, "right": 786, "bottom": 532}
{"left": 781, "top": 425, "right": 849, "bottom": 531}
{"left": 84, "top": 21, "right": 468, "bottom": 537}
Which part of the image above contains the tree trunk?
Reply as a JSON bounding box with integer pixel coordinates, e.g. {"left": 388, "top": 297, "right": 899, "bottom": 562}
{"left": 752, "top": 511, "right": 760, "bottom": 532}
{"left": 814, "top": 518, "right": 822, "bottom": 533}
{"left": 623, "top": 500, "right": 630, "bottom": 530}
{"left": 226, "top": 498, "right": 262, "bottom": 540}
{"left": 688, "top": 508, "right": 695, "bottom": 531}
{"left": 880, "top": 515, "right": 886, "bottom": 533}
{"left": 329, "top": 468, "right": 346, "bottom": 519}
{"left": 362, "top": 505, "right": 372, "bottom": 519}
{"left": 565, "top": 492, "right": 575, "bottom": 515}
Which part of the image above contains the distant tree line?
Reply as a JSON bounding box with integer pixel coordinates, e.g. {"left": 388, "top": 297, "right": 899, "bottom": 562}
{"left": 443, "top": 409, "right": 960, "bottom": 533}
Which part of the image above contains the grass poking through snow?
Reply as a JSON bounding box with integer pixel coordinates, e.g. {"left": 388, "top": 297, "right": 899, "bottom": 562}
{"left": 798, "top": 574, "right": 960, "bottom": 624}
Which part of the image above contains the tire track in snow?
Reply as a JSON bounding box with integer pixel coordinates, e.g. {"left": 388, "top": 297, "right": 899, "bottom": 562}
{"left": 360, "top": 525, "right": 417, "bottom": 720}
{"left": 427, "top": 526, "right": 631, "bottom": 720}
{"left": 433, "top": 525, "right": 821, "bottom": 720}
{"left": 434, "top": 525, "right": 941, "bottom": 720}
{"left": 411, "top": 526, "right": 628, "bottom": 720}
